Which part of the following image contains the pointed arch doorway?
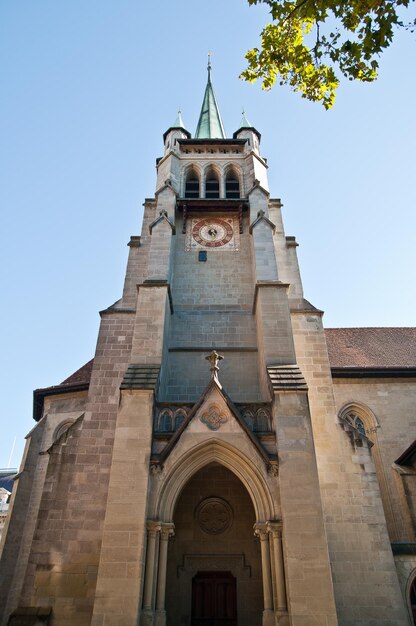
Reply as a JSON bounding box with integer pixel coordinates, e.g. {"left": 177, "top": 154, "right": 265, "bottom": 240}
{"left": 165, "top": 463, "right": 263, "bottom": 626}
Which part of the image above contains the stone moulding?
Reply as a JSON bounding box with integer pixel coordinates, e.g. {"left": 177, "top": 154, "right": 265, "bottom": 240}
{"left": 249, "top": 208, "right": 276, "bottom": 235}
{"left": 252, "top": 281, "right": 290, "bottom": 314}
{"left": 128, "top": 235, "right": 141, "bottom": 248}
{"left": 8, "top": 606, "right": 52, "bottom": 625}
{"left": 137, "top": 280, "right": 174, "bottom": 314}
{"left": 391, "top": 542, "right": 416, "bottom": 555}
{"left": 177, "top": 553, "right": 252, "bottom": 579}
{"left": 149, "top": 209, "right": 176, "bottom": 235}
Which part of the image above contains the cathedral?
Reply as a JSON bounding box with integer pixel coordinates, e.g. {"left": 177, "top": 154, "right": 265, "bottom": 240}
{"left": 1, "top": 65, "right": 415, "bottom": 626}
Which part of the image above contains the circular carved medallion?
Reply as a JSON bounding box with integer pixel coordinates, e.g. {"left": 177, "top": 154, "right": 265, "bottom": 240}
{"left": 195, "top": 497, "right": 233, "bottom": 535}
{"left": 192, "top": 218, "right": 234, "bottom": 248}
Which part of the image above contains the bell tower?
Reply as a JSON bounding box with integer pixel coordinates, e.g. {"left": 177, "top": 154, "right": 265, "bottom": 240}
{"left": 88, "top": 64, "right": 338, "bottom": 626}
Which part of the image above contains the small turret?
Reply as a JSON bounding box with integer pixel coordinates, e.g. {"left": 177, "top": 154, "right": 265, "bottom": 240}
{"left": 163, "top": 110, "right": 191, "bottom": 154}
{"left": 233, "top": 109, "right": 261, "bottom": 154}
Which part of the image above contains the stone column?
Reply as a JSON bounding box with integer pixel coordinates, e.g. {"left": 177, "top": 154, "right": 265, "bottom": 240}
{"left": 155, "top": 523, "right": 175, "bottom": 626}
{"left": 268, "top": 535, "right": 277, "bottom": 615}
{"left": 267, "top": 522, "right": 287, "bottom": 611}
{"left": 254, "top": 523, "right": 274, "bottom": 626}
{"left": 143, "top": 521, "right": 161, "bottom": 611}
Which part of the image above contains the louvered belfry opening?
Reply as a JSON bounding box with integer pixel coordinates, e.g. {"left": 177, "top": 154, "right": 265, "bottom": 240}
{"left": 205, "top": 168, "right": 220, "bottom": 198}
{"left": 225, "top": 171, "right": 240, "bottom": 198}
{"left": 185, "top": 169, "right": 200, "bottom": 198}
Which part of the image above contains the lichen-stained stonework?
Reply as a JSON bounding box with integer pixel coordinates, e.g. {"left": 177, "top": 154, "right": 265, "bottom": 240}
{"left": 1, "top": 69, "right": 415, "bottom": 626}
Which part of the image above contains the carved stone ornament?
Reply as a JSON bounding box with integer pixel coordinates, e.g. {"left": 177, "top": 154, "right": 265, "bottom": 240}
{"left": 196, "top": 497, "right": 233, "bottom": 535}
{"left": 150, "top": 462, "right": 163, "bottom": 476}
{"left": 200, "top": 403, "right": 228, "bottom": 430}
{"left": 267, "top": 462, "right": 279, "bottom": 477}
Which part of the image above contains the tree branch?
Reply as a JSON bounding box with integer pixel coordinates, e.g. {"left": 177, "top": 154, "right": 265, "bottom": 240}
{"left": 283, "top": 0, "right": 313, "bottom": 24}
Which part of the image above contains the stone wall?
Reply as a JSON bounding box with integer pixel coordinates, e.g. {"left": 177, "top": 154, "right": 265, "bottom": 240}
{"left": 162, "top": 211, "right": 261, "bottom": 402}
{"left": 332, "top": 379, "right": 416, "bottom": 543}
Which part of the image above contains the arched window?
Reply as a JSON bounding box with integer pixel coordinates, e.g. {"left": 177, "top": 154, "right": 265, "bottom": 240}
{"left": 185, "top": 170, "right": 200, "bottom": 198}
{"left": 174, "top": 409, "right": 187, "bottom": 430}
{"left": 338, "top": 403, "right": 402, "bottom": 544}
{"left": 225, "top": 171, "right": 240, "bottom": 198}
{"left": 241, "top": 409, "right": 255, "bottom": 431}
{"left": 205, "top": 168, "right": 220, "bottom": 199}
{"left": 255, "top": 409, "right": 271, "bottom": 432}
{"left": 158, "top": 410, "right": 173, "bottom": 432}
{"left": 54, "top": 420, "right": 75, "bottom": 443}
{"left": 344, "top": 412, "right": 367, "bottom": 437}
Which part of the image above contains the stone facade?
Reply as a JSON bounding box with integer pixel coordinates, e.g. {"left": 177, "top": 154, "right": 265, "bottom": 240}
{"left": 1, "top": 74, "right": 415, "bottom": 626}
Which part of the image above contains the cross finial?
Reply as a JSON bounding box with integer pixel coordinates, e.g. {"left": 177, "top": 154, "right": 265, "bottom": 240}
{"left": 207, "top": 51, "right": 212, "bottom": 79}
{"left": 205, "top": 350, "right": 224, "bottom": 379}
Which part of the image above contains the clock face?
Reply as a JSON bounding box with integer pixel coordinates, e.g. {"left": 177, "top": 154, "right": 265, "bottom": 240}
{"left": 192, "top": 218, "right": 233, "bottom": 248}
{"left": 186, "top": 216, "right": 239, "bottom": 251}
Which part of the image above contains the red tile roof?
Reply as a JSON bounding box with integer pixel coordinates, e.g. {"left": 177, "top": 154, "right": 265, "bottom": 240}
{"left": 325, "top": 327, "right": 416, "bottom": 368}
{"left": 60, "top": 359, "right": 94, "bottom": 385}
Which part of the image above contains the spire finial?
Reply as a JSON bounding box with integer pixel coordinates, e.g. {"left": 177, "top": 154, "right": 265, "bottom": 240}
{"left": 195, "top": 57, "right": 226, "bottom": 139}
{"left": 172, "top": 109, "right": 186, "bottom": 129}
{"left": 205, "top": 350, "right": 224, "bottom": 380}
{"left": 239, "top": 108, "right": 252, "bottom": 129}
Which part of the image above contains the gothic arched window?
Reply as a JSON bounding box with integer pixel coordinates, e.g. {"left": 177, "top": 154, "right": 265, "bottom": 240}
{"left": 205, "top": 168, "right": 220, "bottom": 199}
{"left": 158, "top": 410, "right": 173, "bottom": 432}
{"left": 345, "top": 412, "right": 367, "bottom": 437}
{"left": 185, "top": 169, "right": 200, "bottom": 198}
{"left": 54, "top": 420, "right": 75, "bottom": 443}
{"left": 255, "top": 409, "right": 271, "bottom": 432}
{"left": 225, "top": 171, "right": 240, "bottom": 198}
{"left": 174, "top": 409, "right": 187, "bottom": 430}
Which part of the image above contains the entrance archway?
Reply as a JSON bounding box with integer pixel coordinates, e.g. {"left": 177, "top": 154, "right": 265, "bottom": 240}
{"left": 140, "top": 441, "right": 288, "bottom": 626}
{"left": 165, "top": 463, "right": 263, "bottom": 626}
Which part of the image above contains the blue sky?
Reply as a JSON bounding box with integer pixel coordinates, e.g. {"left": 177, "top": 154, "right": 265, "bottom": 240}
{"left": 1, "top": 0, "right": 415, "bottom": 468}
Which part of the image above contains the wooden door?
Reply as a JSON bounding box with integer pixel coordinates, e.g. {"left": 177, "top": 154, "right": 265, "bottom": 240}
{"left": 192, "top": 571, "right": 237, "bottom": 626}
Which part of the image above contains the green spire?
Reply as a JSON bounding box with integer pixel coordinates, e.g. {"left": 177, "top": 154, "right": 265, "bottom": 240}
{"left": 240, "top": 109, "right": 252, "bottom": 128}
{"left": 195, "top": 57, "right": 226, "bottom": 139}
{"left": 173, "top": 109, "right": 186, "bottom": 129}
